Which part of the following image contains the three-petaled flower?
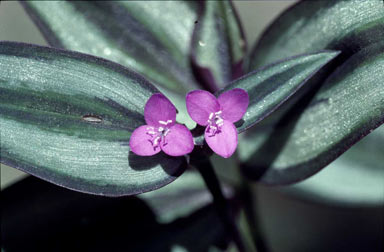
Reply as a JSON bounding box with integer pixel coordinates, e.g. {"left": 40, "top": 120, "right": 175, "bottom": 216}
{"left": 129, "top": 93, "right": 194, "bottom": 156}
{"left": 186, "top": 88, "right": 249, "bottom": 158}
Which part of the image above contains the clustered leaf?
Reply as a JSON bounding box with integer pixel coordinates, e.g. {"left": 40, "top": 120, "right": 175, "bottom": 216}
{"left": 240, "top": 42, "right": 384, "bottom": 184}
{"left": 21, "top": 1, "right": 200, "bottom": 93}
{"left": 0, "top": 0, "right": 383, "bottom": 203}
{"left": 242, "top": 0, "right": 384, "bottom": 194}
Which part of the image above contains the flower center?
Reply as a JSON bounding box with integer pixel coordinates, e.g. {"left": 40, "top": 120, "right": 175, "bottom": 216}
{"left": 206, "top": 111, "right": 223, "bottom": 137}
{"left": 146, "top": 120, "right": 172, "bottom": 150}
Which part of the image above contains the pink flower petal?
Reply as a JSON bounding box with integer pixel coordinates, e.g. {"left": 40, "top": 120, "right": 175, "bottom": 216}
{"left": 161, "top": 124, "right": 194, "bottom": 156}
{"left": 186, "top": 90, "right": 220, "bottom": 126}
{"left": 218, "top": 88, "right": 249, "bottom": 123}
{"left": 129, "top": 125, "right": 161, "bottom": 156}
{"left": 205, "top": 120, "right": 238, "bottom": 158}
{"left": 144, "top": 93, "right": 176, "bottom": 127}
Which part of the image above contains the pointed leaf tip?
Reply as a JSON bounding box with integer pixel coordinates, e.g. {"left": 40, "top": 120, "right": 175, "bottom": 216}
{"left": 240, "top": 43, "right": 384, "bottom": 185}
{"left": 223, "top": 50, "right": 341, "bottom": 133}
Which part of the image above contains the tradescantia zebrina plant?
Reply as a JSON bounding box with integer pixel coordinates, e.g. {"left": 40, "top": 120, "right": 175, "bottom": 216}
{"left": 1, "top": 0, "right": 383, "bottom": 251}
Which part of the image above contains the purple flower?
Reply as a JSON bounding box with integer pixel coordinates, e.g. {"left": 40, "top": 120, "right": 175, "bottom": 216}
{"left": 186, "top": 88, "right": 249, "bottom": 158}
{"left": 129, "top": 93, "right": 194, "bottom": 156}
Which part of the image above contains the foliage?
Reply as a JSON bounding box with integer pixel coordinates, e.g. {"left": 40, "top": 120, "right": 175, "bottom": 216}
{"left": 1, "top": 1, "right": 383, "bottom": 251}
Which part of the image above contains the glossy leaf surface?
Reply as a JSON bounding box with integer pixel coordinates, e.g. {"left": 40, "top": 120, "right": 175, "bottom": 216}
{"left": 1, "top": 175, "right": 230, "bottom": 252}
{"left": 193, "top": 51, "right": 339, "bottom": 145}
{"left": 21, "top": 1, "right": 199, "bottom": 93}
{"left": 249, "top": 0, "right": 384, "bottom": 69}
{"left": 191, "top": 0, "right": 246, "bottom": 91}
{"left": 0, "top": 42, "right": 186, "bottom": 196}
{"left": 282, "top": 126, "right": 384, "bottom": 206}
{"left": 225, "top": 51, "right": 339, "bottom": 133}
{"left": 239, "top": 42, "right": 384, "bottom": 184}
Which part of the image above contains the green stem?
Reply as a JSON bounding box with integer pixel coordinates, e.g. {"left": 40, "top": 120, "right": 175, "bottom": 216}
{"left": 232, "top": 150, "right": 269, "bottom": 252}
{"left": 191, "top": 150, "right": 246, "bottom": 252}
{"left": 240, "top": 182, "right": 270, "bottom": 252}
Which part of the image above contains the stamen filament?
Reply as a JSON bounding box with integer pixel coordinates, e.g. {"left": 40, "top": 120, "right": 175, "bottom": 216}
{"left": 207, "top": 110, "right": 224, "bottom": 137}
{"left": 147, "top": 120, "right": 173, "bottom": 150}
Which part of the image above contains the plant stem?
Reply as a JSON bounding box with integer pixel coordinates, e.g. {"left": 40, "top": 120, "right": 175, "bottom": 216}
{"left": 230, "top": 150, "right": 269, "bottom": 252}
{"left": 191, "top": 151, "right": 246, "bottom": 252}
{"left": 240, "top": 183, "right": 270, "bottom": 252}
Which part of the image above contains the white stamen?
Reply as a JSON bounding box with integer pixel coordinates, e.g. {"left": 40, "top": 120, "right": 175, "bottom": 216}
{"left": 159, "top": 120, "right": 173, "bottom": 125}
{"left": 146, "top": 120, "right": 173, "bottom": 150}
{"left": 146, "top": 126, "right": 157, "bottom": 136}
{"left": 153, "top": 136, "right": 160, "bottom": 146}
{"left": 207, "top": 110, "right": 224, "bottom": 137}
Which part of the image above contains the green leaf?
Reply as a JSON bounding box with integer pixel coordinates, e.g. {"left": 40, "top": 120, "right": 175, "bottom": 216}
{"left": 191, "top": 0, "right": 246, "bottom": 91}
{"left": 0, "top": 42, "right": 187, "bottom": 196}
{"left": 240, "top": 42, "right": 384, "bottom": 185}
{"left": 224, "top": 51, "right": 340, "bottom": 133}
{"left": 249, "top": 0, "right": 384, "bottom": 69}
{"left": 193, "top": 51, "right": 340, "bottom": 145}
{"left": 282, "top": 125, "right": 384, "bottom": 206}
{"left": 21, "top": 1, "right": 200, "bottom": 93}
